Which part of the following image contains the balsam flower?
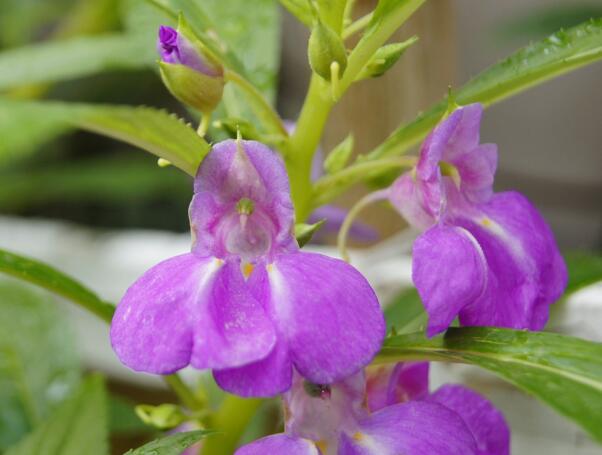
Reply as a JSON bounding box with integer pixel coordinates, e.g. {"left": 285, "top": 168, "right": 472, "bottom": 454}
{"left": 389, "top": 103, "right": 567, "bottom": 336}
{"left": 110, "top": 140, "right": 385, "bottom": 397}
{"left": 236, "top": 362, "right": 509, "bottom": 454}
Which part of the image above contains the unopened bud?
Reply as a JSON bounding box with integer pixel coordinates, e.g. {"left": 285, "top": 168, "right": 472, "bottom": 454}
{"left": 359, "top": 36, "right": 418, "bottom": 79}
{"left": 157, "top": 21, "right": 224, "bottom": 113}
{"left": 308, "top": 21, "right": 347, "bottom": 81}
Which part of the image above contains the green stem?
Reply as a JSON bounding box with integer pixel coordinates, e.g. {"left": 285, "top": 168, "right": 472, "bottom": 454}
{"left": 225, "top": 70, "right": 288, "bottom": 137}
{"left": 201, "top": 395, "right": 263, "bottom": 455}
{"left": 163, "top": 374, "right": 205, "bottom": 412}
{"left": 342, "top": 12, "right": 372, "bottom": 40}
{"left": 286, "top": 74, "right": 334, "bottom": 221}
{"left": 312, "top": 156, "right": 417, "bottom": 206}
{"left": 337, "top": 0, "right": 425, "bottom": 96}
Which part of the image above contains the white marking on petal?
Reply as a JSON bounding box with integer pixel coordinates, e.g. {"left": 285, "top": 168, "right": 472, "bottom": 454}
{"left": 351, "top": 432, "right": 393, "bottom": 455}
{"left": 454, "top": 226, "right": 489, "bottom": 300}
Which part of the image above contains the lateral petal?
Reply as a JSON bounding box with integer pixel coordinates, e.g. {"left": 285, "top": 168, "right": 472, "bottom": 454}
{"left": 412, "top": 225, "right": 487, "bottom": 337}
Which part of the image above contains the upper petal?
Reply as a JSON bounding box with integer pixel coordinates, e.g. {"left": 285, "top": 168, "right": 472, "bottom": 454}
{"left": 429, "top": 385, "right": 510, "bottom": 455}
{"left": 389, "top": 172, "right": 438, "bottom": 230}
{"left": 190, "top": 139, "right": 295, "bottom": 257}
{"left": 455, "top": 191, "right": 567, "bottom": 330}
{"left": 266, "top": 252, "right": 386, "bottom": 384}
{"left": 110, "top": 254, "right": 276, "bottom": 374}
{"left": 412, "top": 225, "right": 487, "bottom": 337}
{"left": 236, "top": 434, "right": 320, "bottom": 455}
{"left": 339, "top": 401, "right": 477, "bottom": 455}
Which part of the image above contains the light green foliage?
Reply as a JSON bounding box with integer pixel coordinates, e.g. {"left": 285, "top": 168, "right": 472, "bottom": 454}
{"left": 378, "top": 327, "right": 602, "bottom": 443}
{"left": 370, "top": 18, "right": 602, "bottom": 160}
{"left": 563, "top": 251, "right": 602, "bottom": 296}
{"left": 0, "top": 281, "right": 81, "bottom": 450}
{"left": 124, "top": 430, "right": 214, "bottom": 455}
{"left": 0, "top": 35, "right": 150, "bottom": 91}
{"left": 0, "top": 248, "right": 115, "bottom": 323}
{"left": 324, "top": 134, "right": 354, "bottom": 174}
{"left": 383, "top": 287, "right": 426, "bottom": 333}
{"left": 5, "top": 375, "right": 108, "bottom": 455}
{"left": 0, "top": 99, "right": 209, "bottom": 175}
{"left": 318, "top": 18, "right": 602, "bottom": 202}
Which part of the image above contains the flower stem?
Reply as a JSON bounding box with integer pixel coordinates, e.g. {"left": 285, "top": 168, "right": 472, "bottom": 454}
{"left": 342, "top": 12, "right": 372, "bottom": 40}
{"left": 163, "top": 374, "right": 205, "bottom": 412}
{"left": 225, "top": 69, "right": 287, "bottom": 137}
{"left": 287, "top": 74, "right": 334, "bottom": 221}
{"left": 312, "top": 156, "right": 417, "bottom": 206}
{"left": 201, "top": 395, "right": 263, "bottom": 455}
{"left": 337, "top": 189, "right": 389, "bottom": 261}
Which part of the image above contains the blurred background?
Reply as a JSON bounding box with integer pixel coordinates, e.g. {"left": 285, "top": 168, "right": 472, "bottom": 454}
{"left": 0, "top": 0, "right": 601, "bottom": 454}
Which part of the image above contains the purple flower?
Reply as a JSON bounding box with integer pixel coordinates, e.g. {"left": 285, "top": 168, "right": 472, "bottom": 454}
{"left": 157, "top": 25, "right": 221, "bottom": 77}
{"left": 388, "top": 103, "right": 567, "bottom": 336}
{"left": 236, "top": 362, "right": 509, "bottom": 455}
{"left": 110, "top": 140, "right": 385, "bottom": 397}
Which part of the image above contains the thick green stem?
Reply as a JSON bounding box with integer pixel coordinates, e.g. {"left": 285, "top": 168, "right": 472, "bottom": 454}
{"left": 287, "top": 74, "right": 334, "bottom": 221}
{"left": 201, "top": 395, "right": 262, "bottom": 455}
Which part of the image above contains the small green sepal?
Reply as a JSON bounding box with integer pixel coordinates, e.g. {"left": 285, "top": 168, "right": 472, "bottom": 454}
{"left": 295, "top": 220, "right": 326, "bottom": 247}
{"left": 135, "top": 403, "right": 188, "bottom": 430}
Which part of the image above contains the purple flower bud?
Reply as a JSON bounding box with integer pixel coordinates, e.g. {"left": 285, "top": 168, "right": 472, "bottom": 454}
{"left": 157, "top": 25, "right": 221, "bottom": 77}
{"left": 156, "top": 24, "right": 224, "bottom": 113}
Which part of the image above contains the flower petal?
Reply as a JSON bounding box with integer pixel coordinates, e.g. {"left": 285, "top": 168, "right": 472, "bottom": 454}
{"left": 213, "top": 338, "right": 292, "bottom": 397}
{"left": 340, "top": 401, "right": 477, "bottom": 455}
{"left": 455, "top": 191, "right": 567, "bottom": 330}
{"left": 366, "top": 362, "right": 429, "bottom": 412}
{"left": 190, "top": 259, "right": 277, "bottom": 370}
{"left": 269, "top": 252, "right": 386, "bottom": 384}
{"left": 389, "top": 172, "right": 438, "bottom": 230}
{"left": 236, "top": 434, "right": 320, "bottom": 455}
{"left": 190, "top": 139, "right": 296, "bottom": 257}
{"left": 429, "top": 385, "right": 509, "bottom": 455}
{"left": 110, "top": 254, "right": 276, "bottom": 374}
{"left": 412, "top": 225, "right": 487, "bottom": 337}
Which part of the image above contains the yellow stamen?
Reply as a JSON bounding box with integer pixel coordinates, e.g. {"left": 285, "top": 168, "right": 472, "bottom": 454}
{"left": 353, "top": 432, "right": 365, "bottom": 441}
{"left": 316, "top": 440, "right": 328, "bottom": 452}
{"left": 481, "top": 217, "right": 492, "bottom": 228}
{"left": 242, "top": 262, "right": 254, "bottom": 279}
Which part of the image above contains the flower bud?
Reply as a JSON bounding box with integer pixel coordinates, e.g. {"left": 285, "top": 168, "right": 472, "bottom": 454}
{"left": 157, "top": 24, "right": 224, "bottom": 113}
{"left": 308, "top": 20, "right": 347, "bottom": 81}
{"left": 358, "top": 36, "right": 418, "bottom": 79}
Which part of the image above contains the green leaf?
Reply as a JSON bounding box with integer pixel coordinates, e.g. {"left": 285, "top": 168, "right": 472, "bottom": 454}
{"left": 0, "top": 34, "right": 150, "bottom": 90}
{"left": 383, "top": 287, "right": 427, "bottom": 333}
{"left": 0, "top": 248, "right": 115, "bottom": 323}
{"left": 295, "top": 220, "right": 326, "bottom": 247}
{"left": 324, "top": 134, "right": 354, "bottom": 174}
{"left": 369, "top": 18, "right": 602, "bottom": 160}
{"left": 0, "top": 280, "right": 81, "bottom": 450}
{"left": 124, "top": 430, "right": 214, "bottom": 455}
{"left": 377, "top": 327, "right": 602, "bottom": 443}
{"left": 278, "top": 0, "right": 313, "bottom": 27}
{"left": 318, "top": 19, "right": 602, "bottom": 202}
{"left": 563, "top": 251, "right": 602, "bottom": 296}
{"left": 5, "top": 374, "right": 108, "bottom": 455}
{"left": 0, "top": 157, "right": 191, "bottom": 210}
{"left": 0, "top": 99, "right": 209, "bottom": 175}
